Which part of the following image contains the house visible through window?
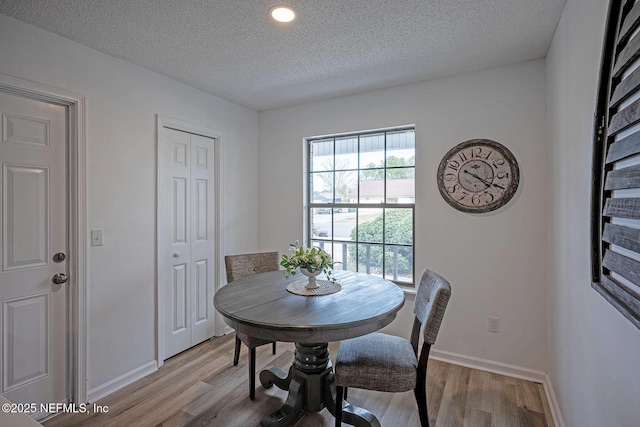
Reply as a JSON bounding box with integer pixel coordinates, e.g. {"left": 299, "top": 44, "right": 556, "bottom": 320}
{"left": 307, "top": 126, "right": 415, "bottom": 286}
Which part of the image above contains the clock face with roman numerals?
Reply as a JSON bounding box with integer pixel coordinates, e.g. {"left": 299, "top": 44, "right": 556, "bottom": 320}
{"left": 437, "top": 139, "right": 520, "bottom": 213}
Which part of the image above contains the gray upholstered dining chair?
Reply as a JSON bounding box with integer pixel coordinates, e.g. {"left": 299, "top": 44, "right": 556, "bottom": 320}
{"left": 334, "top": 268, "right": 451, "bottom": 427}
{"left": 224, "top": 251, "right": 279, "bottom": 400}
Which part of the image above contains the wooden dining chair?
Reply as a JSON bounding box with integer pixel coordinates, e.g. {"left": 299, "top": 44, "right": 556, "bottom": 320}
{"left": 224, "top": 251, "right": 279, "bottom": 400}
{"left": 334, "top": 268, "right": 451, "bottom": 427}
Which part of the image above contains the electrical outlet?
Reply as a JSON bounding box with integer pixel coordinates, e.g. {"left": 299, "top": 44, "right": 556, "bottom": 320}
{"left": 489, "top": 316, "right": 500, "bottom": 333}
{"left": 91, "top": 229, "right": 104, "bottom": 246}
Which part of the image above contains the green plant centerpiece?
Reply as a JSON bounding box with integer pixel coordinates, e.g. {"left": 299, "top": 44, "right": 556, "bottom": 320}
{"left": 281, "top": 241, "right": 337, "bottom": 287}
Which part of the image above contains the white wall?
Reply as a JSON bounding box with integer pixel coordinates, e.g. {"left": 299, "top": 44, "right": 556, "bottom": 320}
{"left": 0, "top": 15, "right": 259, "bottom": 395}
{"left": 546, "top": 0, "right": 640, "bottom": 425}
{"left": 258, "top": 60, "right": 548, "bottom": 373}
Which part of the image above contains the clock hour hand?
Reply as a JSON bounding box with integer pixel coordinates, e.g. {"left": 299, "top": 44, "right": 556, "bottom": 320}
{"left": 463, "top": 170, "right": 505, "bottom": 190}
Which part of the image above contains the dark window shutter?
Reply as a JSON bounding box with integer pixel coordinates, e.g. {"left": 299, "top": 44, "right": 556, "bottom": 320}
{"left": 592, "top": 0, "right": 640, "bottom": 329}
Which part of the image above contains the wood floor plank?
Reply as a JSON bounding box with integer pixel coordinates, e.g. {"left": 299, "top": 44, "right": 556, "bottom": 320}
{"left": 463, "top": 407, "right": 492, "bottom": 427}
{"left": 492, "top": 381, "right": 519, "bottom": 427}
{"left": 491, "top": 371, "right": 518, "bottom": 385}
{"left": 426, "top": 358, "right": 449, "bottom": 424}
{"left": 517, "top": 407, "right": 547, "bottom": 427}
{"left": 349, "top": 388, "right": 393, "bottom": 424}
{"left": 515, "top": 379, "right": 544, "bottom": 413}
{"left": 113, "top": 381, "right": 214, "bottom": 426}
{"left": 434, "top": 363, "right": 470, "bottom": 427}
{"left": 155, "top": 410, "right": 195, "bottom": 427}
{"left": 379, "top": 390, "right": 417, "bottom": 426}
{"left": 42, "top": 335, "right": 553, "bottom": 427}
{"left": 465, "top": 368, "right": 493, "bottom": 413}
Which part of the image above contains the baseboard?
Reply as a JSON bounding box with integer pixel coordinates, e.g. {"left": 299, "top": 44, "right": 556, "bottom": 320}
{"left": 430, "top": 349, "right": 565, "bottom": 427}
{"left": 541, "top": 372, "right": 566, "bottom": 427}
{"left": 87, "top": 360, "right": 158, "bottom": 403}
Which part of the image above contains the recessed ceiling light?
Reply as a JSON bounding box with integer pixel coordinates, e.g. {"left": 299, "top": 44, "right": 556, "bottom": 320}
{"left": 270, "top": 6, "right": 296, "bottom": 23}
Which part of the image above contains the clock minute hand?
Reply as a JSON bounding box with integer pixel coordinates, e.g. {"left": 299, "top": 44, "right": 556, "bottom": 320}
{"left": 463, "top": 170, "right": 506, "bottom": 190}
{"left": 491, "top": 180, "right": 506, "bottom": 190}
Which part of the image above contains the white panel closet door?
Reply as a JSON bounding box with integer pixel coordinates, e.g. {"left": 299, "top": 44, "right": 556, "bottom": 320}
{"left": 189, "top": 134, "right": 215, "bottom": 345}
{"left": 0, "top": 91, "right": 67, "bottom": 410}
{"left": 161, "top": 128, "right": 215, "bottom": 359}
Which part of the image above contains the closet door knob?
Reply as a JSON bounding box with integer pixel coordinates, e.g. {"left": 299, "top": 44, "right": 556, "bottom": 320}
{"left": 52, "top": 273, "right": 68, "bottom": 284}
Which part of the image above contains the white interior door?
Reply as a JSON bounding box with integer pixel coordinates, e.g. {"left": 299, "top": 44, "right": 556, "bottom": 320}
{"left": 160, "top": 127, "right": 216, "bottom": 359}
{"left": 0, "top": 91, "right": 67, "bottom": 410}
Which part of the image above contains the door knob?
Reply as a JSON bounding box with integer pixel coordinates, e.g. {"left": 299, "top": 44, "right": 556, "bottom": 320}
{"left": 52, "top": 273, "right": 68, "bottom": 284}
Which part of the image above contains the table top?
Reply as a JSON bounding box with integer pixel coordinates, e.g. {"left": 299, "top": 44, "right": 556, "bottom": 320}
{"left": 214, "top": 269, "right": 405, "bottom": 343}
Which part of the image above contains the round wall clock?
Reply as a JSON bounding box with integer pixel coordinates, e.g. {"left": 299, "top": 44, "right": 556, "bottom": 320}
{"left": 436, "top": 139, "right": 520, "bottom": 213}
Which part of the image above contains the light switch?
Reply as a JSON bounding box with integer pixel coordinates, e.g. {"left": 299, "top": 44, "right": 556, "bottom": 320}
{"left": 91, "top": 229, "right": 104, "bottom": 246}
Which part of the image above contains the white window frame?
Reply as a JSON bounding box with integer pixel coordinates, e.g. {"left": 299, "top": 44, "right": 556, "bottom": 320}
{"left": 305, "top": 126, "right": 416, "bottom": 286}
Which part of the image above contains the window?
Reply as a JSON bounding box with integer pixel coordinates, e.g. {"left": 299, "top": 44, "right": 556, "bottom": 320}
{"left": 592, "top": 0, "right": 640, "bottom": 330}
{"left": 307, "top": 126, "right": 415, "bottom": 286}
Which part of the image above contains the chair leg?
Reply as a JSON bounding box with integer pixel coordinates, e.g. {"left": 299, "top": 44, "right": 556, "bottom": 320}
{"left": 233, "top": 336, "right": 241, "bottom": 366}
{"left": 414, "top": 374, "right": 429, "bottom": 427}
{"left": 249, "top": 347, "right": 257, "bottom": 400}
{"left": 335, "top": 386, "right": 343, "bottom": 427}
{"left": 272, "top": 341, "right": 277, "bottom": 354}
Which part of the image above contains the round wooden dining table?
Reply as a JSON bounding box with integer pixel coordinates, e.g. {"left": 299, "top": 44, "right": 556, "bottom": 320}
{"left": 214, "top": 269, "right": 405, "bottom": 427}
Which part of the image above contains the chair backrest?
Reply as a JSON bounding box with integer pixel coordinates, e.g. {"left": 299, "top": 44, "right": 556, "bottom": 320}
{"left": 413, "top": 268, "right": 451, "bottom": 346}
{"left": 224, "top": 251, "right": 279, "bottom": 282}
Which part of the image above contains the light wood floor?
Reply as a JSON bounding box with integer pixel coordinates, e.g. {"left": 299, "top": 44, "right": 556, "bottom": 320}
{"left": 43, "top": 334, "right": 554, "bottom": 427}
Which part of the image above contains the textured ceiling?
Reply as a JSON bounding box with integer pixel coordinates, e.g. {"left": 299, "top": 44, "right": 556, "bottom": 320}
{"left": 0, "top": 0, "right": 566, "bottom": 111}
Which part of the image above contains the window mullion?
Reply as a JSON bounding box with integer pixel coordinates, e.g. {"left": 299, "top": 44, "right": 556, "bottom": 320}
{"left": 332, "top": 137, "right": 336, "bottom": 256}
{"left": 355, "top": 134, "right": 361, "bottom": 272}
{"left": 382, "top": 131, "right": 387, "bottom": 277}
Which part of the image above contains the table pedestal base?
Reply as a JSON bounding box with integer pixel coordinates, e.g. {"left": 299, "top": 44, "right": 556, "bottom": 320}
{"left": 259, "top": 342, "right": 380, "bottom": 427}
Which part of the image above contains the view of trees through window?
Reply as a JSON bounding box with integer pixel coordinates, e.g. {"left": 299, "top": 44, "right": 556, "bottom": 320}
{"left": 307, "top": 127, "right": 415, "bottom": 285}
